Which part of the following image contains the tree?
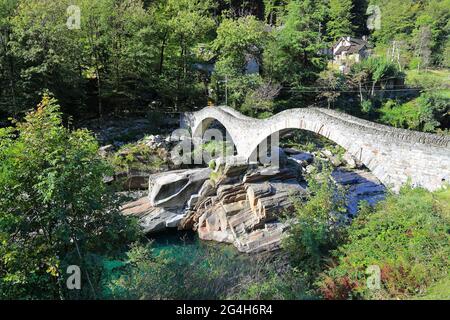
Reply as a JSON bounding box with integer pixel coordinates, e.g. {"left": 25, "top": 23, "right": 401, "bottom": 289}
{"left": 212, "top": 15, "right": 269, "bottom": 108}
{"left": 414, "top": 0, "right": 450, "bottom": 66}
{"left": 350, "top": 0, "right": 368, "bottom": 37}
{"left": 415, "top": 26, "right": 432, "bottom": 71}
{"left": 263, "top": 0, "right": 327, "bottom": 87}
{"left": 7, "top": 0, "right": 85, "bottom": 116}
{"left": 263, "top": 0, "right": 289, "bottom": 25}
{"left": 371, "top": 0, "right": 420, "bottom": 45}
{"left": 0, "top": 0, "right": 20, "bottom": 116}
{"left": 350, "top": 57, "right": 403, "bottom": 102}
{"left": 1, "top": 0, "right": 217, "bottom": 117}
{"left": 326, "top": 0, "right": 354, "bottom": 41}
{"left": 241, "top": 80, "right": 282, "bottom": 116}
{"left": 147, "top": 0, "right": 217, "bottom": 109}
{"left": 316, "top": 70, "right": 344, "bottom": 109}
{"left": 213, "top": 15, "right": 268, "bottom": 76}
{"left": 0, "top": 94, "right": 138, "bottom": 299}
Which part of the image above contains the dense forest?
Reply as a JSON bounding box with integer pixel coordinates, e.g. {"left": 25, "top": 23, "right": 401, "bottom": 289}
{"left": 0, "top": 0, "right": 449, "bottom": 130}
{"left": 0, "top": 0, "right": 449, "bottom": 301}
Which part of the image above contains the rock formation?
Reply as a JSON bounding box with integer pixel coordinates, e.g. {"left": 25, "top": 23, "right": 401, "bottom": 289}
{"left": 121, "top": 167, "right": 210, "bottom": 233}
{"left": 120, "top": 146, "right": 387, "bottom": 253}
{"left": 187, "top": 166, "right": 308, "bottom": 253}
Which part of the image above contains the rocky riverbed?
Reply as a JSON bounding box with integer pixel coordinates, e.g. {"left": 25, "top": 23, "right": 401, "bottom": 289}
{"left": 116, "top": 133, "right": 386, "bottom": 254}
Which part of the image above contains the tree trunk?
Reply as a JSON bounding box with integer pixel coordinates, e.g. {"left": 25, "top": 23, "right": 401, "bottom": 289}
{"left": 96, "top": 70, "right": 102, "bottom": 119}
{"left": 358, "top": 80, "right": 363, "bottom": 103}
{"left": 159, "top": 34, "right": 167, "bottom": 75}
{"left": 87, "top": 20, "right": 103, "bottom": 120}
{"left": 371, "top": 80, "right": 376, "bottom": 97}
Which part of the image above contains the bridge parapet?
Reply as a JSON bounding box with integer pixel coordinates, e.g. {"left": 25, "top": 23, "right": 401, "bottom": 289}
{"left": 182, "top": 106, "right": 450, "bottom": 191}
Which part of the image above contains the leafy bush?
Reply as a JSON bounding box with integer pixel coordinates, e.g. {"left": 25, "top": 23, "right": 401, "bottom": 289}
{"left": 241, "top": 82, "right": 281, "bottom": 116}
{"left": 104, "top": 242, "right": 305, "bottom": 300}
{"left": 111, "top": 141, "right": 168, "bottom": 174}
{"left": 379, "top": 93, "right": 449, "bottom": 132}
{"left": 0, "top": 94, "right": 139, "bottom": 299}
{"left": 283, "top": 165, "right": 347, "bottom": 278}
{"left": 319, "top": 186, "right": 450, "bottom": 300}
{"left": 231, "top": 268, "right": 316, "bottom": 300}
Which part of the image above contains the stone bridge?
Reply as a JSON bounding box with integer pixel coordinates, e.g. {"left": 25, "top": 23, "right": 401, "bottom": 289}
{"left": 181, "top": 106, "right": 450, "bottom": 191}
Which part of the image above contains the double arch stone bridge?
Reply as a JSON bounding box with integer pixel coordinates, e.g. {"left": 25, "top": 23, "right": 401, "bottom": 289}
{"left": 181, "top": 106, "right": 450, "bottom": 191}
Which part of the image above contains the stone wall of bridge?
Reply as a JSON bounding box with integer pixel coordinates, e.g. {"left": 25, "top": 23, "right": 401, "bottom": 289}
{"left": 181, "top": 106, "right": 450, "bottom": 191}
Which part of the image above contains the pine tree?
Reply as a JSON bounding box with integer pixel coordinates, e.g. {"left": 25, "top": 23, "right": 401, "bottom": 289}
{"left": 326, "top": 0, "right": 354, "bottom": 41}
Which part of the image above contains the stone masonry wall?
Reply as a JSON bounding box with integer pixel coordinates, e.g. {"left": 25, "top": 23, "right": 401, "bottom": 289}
{"left": 181, "top": 106, "right": 450, "bottom": 191}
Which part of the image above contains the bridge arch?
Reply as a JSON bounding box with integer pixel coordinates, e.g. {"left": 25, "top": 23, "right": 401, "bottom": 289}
{"left": 181, "top": 106, "right": 450, "bottom": 191}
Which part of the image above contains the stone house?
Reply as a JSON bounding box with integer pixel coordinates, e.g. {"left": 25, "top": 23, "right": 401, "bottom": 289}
{"left": 332, "top": 36, "right": 372, "bottom": 73}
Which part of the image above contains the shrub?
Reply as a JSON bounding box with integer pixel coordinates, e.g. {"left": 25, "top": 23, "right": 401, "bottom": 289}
{"left": 241, "top": 82, "right": 281, "bottom": 116}
{"left": 105, "top": 242, "right": 303, "bottom": 300}
{"left": 0, "top": 94, "right": 139, "bottom": 299}
{"left": 319, "top": 186, "right": 450, "bottom": 300}
{"left": 232, "top": 268, "right": 316, "bottom": 300}
{"left": 111, "top": 141, "right": 168, "bottom": 174}
{"left": 379, "top": 93, "right": 449, "bottom": 132}
{"left": 283, "top": 165, "right": 347, "bottom": 278}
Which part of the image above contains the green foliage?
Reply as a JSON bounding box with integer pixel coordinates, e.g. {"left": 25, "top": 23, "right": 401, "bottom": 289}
{"left": 406, "top": 69, "right": 450, "bottom": 89}
{"left": 111, "top": 140, "right": 168, "bottom": 174}
{"left": 104, "top": 241, "right": 308, "bottom": 300}
{"left": 283, "top": 165, "right": 347, "bottom": 278}
{"left": 231, "top": 269, "right": 315, "bottom": 300}
{"left": 0, "top": 0, "right": 217, "bottom": 116}
{"left": 281, "top": 130, "right": 343, "bottom": 154}
{"left": 379, "top": 93, "right": 449, "bottom": 132}
{"left": 241, "top": 81, "right": 281, "bottom": 116}
{"left": 319, "top": 186, "right": 450, "bottom": 300}
{"left": 213, "top": 15, "right": 268, "bottom": 77}
{"left": 0, "top": 94, "right": 139, "bottom": 299}
{"left": 418, "top": 275, "right": 450, "bottom": 300}
{"left": 326, "top": 0, "right": 354, "bottom": 41}
{"left": 191, "top": 140, "right": 235, "bottom": 167}
{"left": 316, "top": 70, "right": 345, "bottom": 108}
{"left": 215, "top": 74, "right": 265, "bottom": 111}
{"left": 263, "top": 0, "right": 327, "bottom": 87}
{"left": 4, "top": 0, "right": 85, "bottom": 115}
{"left": 371, "top": 0, "right": 420, "bottom": 45}
{"left": 211, "top": 15, "right": 271, "bottom": 110}
{"left": 351, "top": 57, "right": 404, "bottom": 100}
{"left": 370, "top": 0, "right": 449, "bottom": 66}
{"left": 202, "top": 140, "right": 234, "bottom": 159}
{"left": 360, "top": 99, "right": 373, "bottom": 114}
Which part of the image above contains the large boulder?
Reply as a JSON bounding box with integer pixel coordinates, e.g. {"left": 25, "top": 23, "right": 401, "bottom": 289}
{"left": 332, "top": 169, "right": 386, "bottom": 216}
{"left": 286, "top": 151, "right": 314, "bottom": 171}
{"left": 193, "top": 167, "right": 307, "bottom": 253}
{"left": 120, "top": 197, "right": 184, "bottom": 233}
{"left": 148, "top": 168, "right": 211, "bottom": 208}
{"left": 214, "top": 155, "right": 251, "bottom": 177}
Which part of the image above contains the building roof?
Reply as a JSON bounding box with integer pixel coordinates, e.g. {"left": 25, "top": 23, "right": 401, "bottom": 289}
{"left": 333, "top": 37, "right": 372, "bottom": 56}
